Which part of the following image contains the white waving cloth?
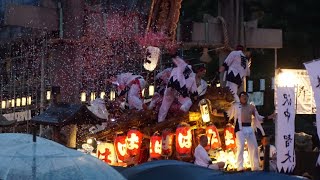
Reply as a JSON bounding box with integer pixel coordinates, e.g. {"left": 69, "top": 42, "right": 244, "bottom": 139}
{"left": 113, "top": 73, "right": 143, "bottom": 95}
{"left": 304, "top": 59, "right": 320, "bottom": 166}
{"left": 223, "top": 50, "right": 250, "bottom": 86}
{"left": 156, "top": 68, "right": 173, "bottom": 85}
{"left": 87, "top": 98, "right": 109, "bottom": 120}
{"left": 158, "top": 57, "right": 197, "bottom": 122}
{"left": 167, "top": 56, "right": 198, "bottom": 98}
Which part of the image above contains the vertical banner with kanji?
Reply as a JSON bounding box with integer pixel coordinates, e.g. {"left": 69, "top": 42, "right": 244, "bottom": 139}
{"left": 276, "top": 86, "right": 296, "bottom": 173}
{"left": 304, "top": 59, "right": 320, "bottom": 166}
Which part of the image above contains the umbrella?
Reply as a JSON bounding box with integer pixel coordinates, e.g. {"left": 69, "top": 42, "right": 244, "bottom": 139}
{"left": 121, "top": 160, "right": 222, "bottom": 180}
{"left": 0, "top": 133, "right": 125, "bottom": 180}
{"left": 210, "top": 171, "right": 302, "bottom": 180}
{"left": 0, "top": 115, "right": 16, "bottom": 127}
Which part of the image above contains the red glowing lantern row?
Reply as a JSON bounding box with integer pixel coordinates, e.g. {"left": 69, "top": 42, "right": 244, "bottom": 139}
{"left": 206, "top": 124, "right": 221, "bottom": 149}
{"left": 162, "top": 130, "right": 174, "bottom": 157}
{"left": 126, "top": 129, "right": 143, "bottom": 156}
{"left": 114, "top": 135, "right": 127, "bottom": 162}
{"left": 150, "top": 134, "right": 162, "bottom": 159}
{"left": 97, "top": 142, "right": 117, "bottom": 165}
{"left": 224, "top": 124, "right": 236, "bottom": 150}
{"left": 176, "top": 126, "right": 192, "bottom": 156}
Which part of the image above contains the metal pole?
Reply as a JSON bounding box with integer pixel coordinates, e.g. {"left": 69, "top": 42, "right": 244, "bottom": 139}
{"left": 274, "top": 48, "right": 277, "bottom": 69}
{"left": 0, "top": 75, "right": 2, "bottom": 114}
{"left": 39, "top": 35, "right": 47, "bottom": 136}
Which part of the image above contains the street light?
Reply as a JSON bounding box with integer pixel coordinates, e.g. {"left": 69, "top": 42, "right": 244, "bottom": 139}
{"left": 46, "top": 90, "right": 51, "bottom": 100}
{"left": 100, "top": 92, "right": 106, "bottom": 99}
{"left": 149, "top": 85, "right": 155, "bottom": 96}
{"left": 21, "top": 97, "right": 26, "bottom": 106}
{"left": 81, "top": 92, "right": 86, "bottom": 102}
{"left": 90, "top": 92, "right": 96, "bottom": 101}
{"left": 27, "top": 96, "right": 32, "bottom": 105}
{"left": 1, "top": 101, "right": 6, "bottom": 109}
{"left": 16, "top": 98, "right": 21, "bottom": 107}
{"left": 11, "top": 99, "right": 15, "bottom": 108}
{"left": 109, "top": 90, "right": 116, "bottom": 101}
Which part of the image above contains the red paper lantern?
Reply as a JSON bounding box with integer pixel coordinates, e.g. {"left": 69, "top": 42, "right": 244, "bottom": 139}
{"left": 150, "top": 134, "right": 162, "bottom": 159}
{"left": 161, "top": 130, "right": 174, "bottom": 157}
{"left": 126, "top": 129, "right": 143, "bottom": 156}
{"left": 176, "top": 126, "right": 192, "bottom": 156}
{"left": 114, "top": 135, "right": 127, "bottom": 162}
{"left": 224, "top": 124, "right": 236, "bottom": 150}
{"left": 206, "top": 125, "right": 221, "bottom": 149}
{"left": 97, "top": 142, "right": 117, "bottom": 165}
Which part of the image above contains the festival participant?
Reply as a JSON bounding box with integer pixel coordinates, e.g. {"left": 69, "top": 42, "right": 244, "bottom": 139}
{"left": 194, "top": 135, "right": 225, "bottom": 170}
{"left": 157, "top": 56, "right": 198, "bottom": 122}
{"left": 219, "top": 45, "right": 251, "bottom": 102}
{"left": 111, "top": 73, "right": 147, "bottom": 110}
{"left": 226, "top": 92, "right": 274, "bottom": 171}
{"left": 258, "top": 135, "right": 277, "bottom": 171}
{"left": 148, "top": 68, "right": 172, "bottom": 110}
{"left": 193, "top": 64, "right": 208, "bottom": 97}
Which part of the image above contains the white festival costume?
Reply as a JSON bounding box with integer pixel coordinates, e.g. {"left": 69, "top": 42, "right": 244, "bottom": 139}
{"left": 148, "top": 68, "right": 173, "bottom": 110}
{"left": 227, "top": 102, "right": 265, "bottom": 171}
{"left": 114, "top": 73, "right": 146, "bottom": 110}
{"left": 158, "top": 56, "right": 198, "bottom": 122}
{"left": 223, "top": 50, "right": 250, "bottom": 102}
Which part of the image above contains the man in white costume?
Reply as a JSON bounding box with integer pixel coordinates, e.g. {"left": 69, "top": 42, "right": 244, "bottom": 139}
{"left": 158, "top": 56, "right": 198, "bottom": 122}
{"left": 227, "top": 92, "right": 271, "bottom": 171}
{"left": 112, "top": 73, "right": 147, "bottom": 110}
{"left": 219, "top": 45, "right": 251, "bottom": 102}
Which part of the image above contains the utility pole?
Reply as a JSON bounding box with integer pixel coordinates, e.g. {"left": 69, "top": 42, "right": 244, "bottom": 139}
{"left": 39, "top": 33, "right": 47, "bottom": 136}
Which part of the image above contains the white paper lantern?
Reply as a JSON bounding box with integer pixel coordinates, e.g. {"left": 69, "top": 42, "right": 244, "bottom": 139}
{"left": 144, "top": 46, "right": 160, "bottom": 71}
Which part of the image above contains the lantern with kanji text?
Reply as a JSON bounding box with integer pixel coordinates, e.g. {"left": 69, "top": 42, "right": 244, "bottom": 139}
{"left": 161, "top": 130, "right": 174, "bottom": 157}
{"left": 206, "top": 124, "right": 221, "bottom": 150}
{"left": 114, "top": 134, "right": 127, "bottom": 162}
{"left": 224, "top": 124, "right": 236, "bottom": 150}
{"left": 126, "top": 128, "right": 143, "bottom": 156}
{"left": 150, "top": 132, "right": 162, "bottom": 159}
{"left": 176, "top": 125, "right": 192, "bottom": 157}
{"left": 97, "top": 142, "right": 117, "bottom": 165}
{"left": 199, "top": 99, "right": 212, "bottom": 123}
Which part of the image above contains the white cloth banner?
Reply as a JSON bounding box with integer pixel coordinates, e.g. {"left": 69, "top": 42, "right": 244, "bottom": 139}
{"left": 3, "top": 110, "right": 31, "bottom": 122}
{"left": 275, "top": 69, "right": 316, "bottom": 114}
{"left": 276, "top": 87, "right": 296, "bottom": 173}
{"left": 304, "top": 59, "right": 320, "bottom": 166}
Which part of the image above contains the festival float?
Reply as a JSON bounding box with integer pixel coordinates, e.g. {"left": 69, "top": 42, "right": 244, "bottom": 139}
{"left": 26, "top": 0, "right": 252, "bottom": 171}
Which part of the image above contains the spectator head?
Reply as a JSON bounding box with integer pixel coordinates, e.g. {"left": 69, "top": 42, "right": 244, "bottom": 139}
{"left": 261, "top": 135, "right": 270, "bottom": 146}
{"left": 199, "top": 135, "right": 208, "bottom": 147}
{"left": 236, "top": 45, "right": 244, "bottom": 51}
